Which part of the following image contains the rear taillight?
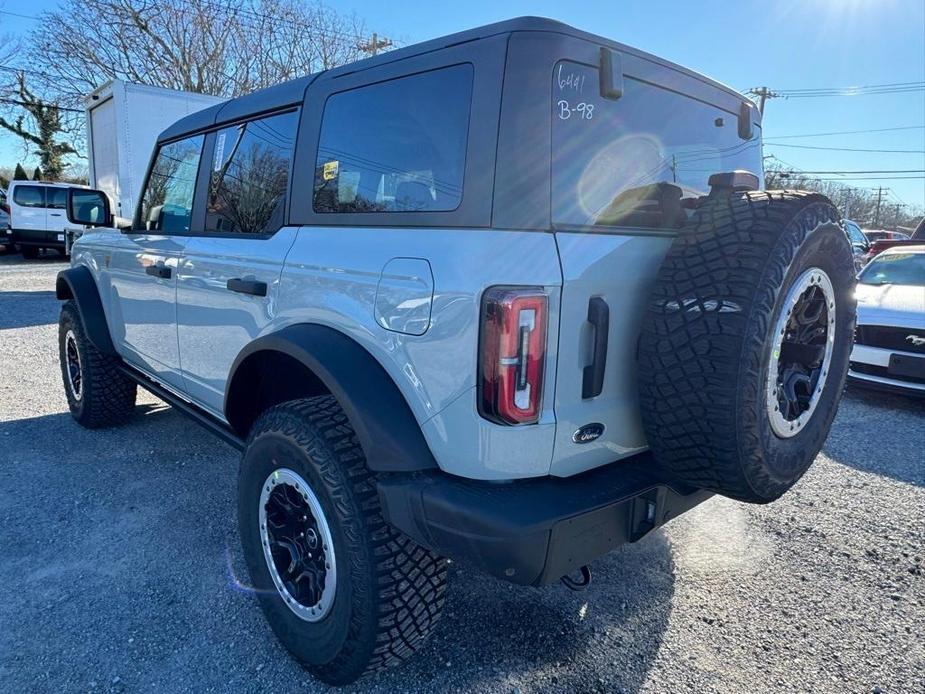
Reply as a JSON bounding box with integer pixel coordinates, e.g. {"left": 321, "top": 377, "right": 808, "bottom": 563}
{"left": 478, "top": 287, "right": 548, "bottom": 425}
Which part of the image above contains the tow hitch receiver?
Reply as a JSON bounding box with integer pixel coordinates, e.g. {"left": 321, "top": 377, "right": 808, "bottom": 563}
{"left": 561, "top": 565, "right": 592, "bottom": 591}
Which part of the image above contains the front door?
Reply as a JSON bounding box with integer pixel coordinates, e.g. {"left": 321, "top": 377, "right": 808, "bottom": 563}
{"left": 176, "top": 110, "right": 300, "bottom": 416}
{"left": 108, "top": 134, "right": 204, "bottom": 389}
{"left": 11, "top": 184, "right": 47, "bottom": 231}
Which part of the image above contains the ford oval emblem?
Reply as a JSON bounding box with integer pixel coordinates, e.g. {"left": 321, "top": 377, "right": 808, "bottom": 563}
{"left": 572, "top": 423, "right": 605, "bottom": 444}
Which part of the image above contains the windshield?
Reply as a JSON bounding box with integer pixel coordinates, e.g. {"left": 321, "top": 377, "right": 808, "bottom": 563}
{"left": 858, "top": 252, "right": 925, "bottom": 286}
{"left": 551, "top": 61, "right": 763, "bottom": 230}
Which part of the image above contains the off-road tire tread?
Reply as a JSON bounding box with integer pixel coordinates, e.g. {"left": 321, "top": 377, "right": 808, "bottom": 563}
{"left": 638, "top": 190, "right": 853, "bottom": 502}
{"left": 247, "top": 396, "right": 447, "bottom": 684}
{"left": 59, "top": 300, "right": 136, "bottom": 428}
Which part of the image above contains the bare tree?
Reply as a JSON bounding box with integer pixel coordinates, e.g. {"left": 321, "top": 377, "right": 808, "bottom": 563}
{"left": 28, "top": 0, "right": 369, "bottom": 101}
{"left": 766, "top": 161, "right": 924, "bottom": 230}
{"left": 0, "top": 73, "right": 78, "bottom": 179}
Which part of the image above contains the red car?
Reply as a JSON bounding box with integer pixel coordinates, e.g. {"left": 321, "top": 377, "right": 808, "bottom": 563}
{"left": 864, "top": 218, "right": 925, "bottom": 263}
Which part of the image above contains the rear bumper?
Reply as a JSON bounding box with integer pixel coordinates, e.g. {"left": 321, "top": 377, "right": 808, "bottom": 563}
{"left": 378, "top": 452, "right": 711, "bottom": 586}
{"left": 0, "top": 228, "right": 12, "bottom": 247}
{"left": 11, "top": 228, "right": 66, "bottom": 248}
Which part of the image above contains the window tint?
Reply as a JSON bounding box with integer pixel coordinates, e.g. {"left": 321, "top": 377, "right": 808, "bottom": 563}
{"left": 551, "top": 61, "right": 763, "bottom": 229}
{"left": 13, "top": 185, "right": 45, "bottom": 208}
{"left": 206, "top": 110, "right": 298, "bottom": 234}
{"left": 139, "top": 135, "right": 204, "bottom": 233}
{"left": 46, "top": 187, "right": 68, "bottom": 210}
{"left": 313, "top": 64, "right": 473, "bottom": 214}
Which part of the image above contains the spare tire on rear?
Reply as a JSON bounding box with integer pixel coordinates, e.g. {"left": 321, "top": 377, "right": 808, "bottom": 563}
{"left": 638, "top": 191, "right": 856, "bottom": 503}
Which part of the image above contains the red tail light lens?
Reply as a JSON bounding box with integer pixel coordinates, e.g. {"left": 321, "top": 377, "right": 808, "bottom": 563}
{"left": 479, "top": 287, "right": 548, "bottom": 425}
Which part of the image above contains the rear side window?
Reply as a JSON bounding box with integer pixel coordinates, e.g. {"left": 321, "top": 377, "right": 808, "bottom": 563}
{"left": 46, "top": 188, "right": 68, "bottom": 210}
{"left": 206, "top": 110, "right": 299, "bottom": 235}
{"left": 313, "top": 64, "right": 473, "bottom": 214}
{"left": 551, "top": 61, "right": 762, "bottom": 229}
{"left": 138, "top": 135, "right": 204, "bottom": 233}
{"left": 13, "top": 185, "right": 45, "bottom": 208}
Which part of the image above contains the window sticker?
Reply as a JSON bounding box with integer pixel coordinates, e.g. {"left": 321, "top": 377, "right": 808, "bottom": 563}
{"left": 213, "top": 132, "right": 227, "bottom": 172}
{"left": 323, "top": 160, "right": 339, "bottom": 181}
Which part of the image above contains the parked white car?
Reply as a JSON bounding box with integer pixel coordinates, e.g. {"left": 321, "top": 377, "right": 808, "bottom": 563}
{"left": 850, "top": 245, "right": 925, "bottom": 396}
{"left": 5, "top": 181, "right": 88, "bottom": 259}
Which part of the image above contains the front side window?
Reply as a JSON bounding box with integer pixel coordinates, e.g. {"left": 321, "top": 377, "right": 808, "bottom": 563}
{"left": 13, "top": 185, "right": 45, "bottom": 208}
{"left": 313, "top": 64, "right": 473, "bottom": 214}
{"left": 552, "top": 61, "right": 763, "bottom": 229}
{"left": 138, "top": 135, "right": 204, "bottom": 233}
{"left": 46, "top": 188, "right": 68, "bottom": 210}
{"left": 845, "top": 221, "right": 868, "bottom": 247}
{"left": 206, "top": 110, "right": 298, "bottom": 234}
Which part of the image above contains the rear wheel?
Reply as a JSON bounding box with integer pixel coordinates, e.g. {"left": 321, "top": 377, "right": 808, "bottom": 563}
{"left": 638, "top": 191, "right": 856, "bottom": 503}
{"left": 21, "top": 246, "right": 39, "bottom": 259}
{"left": 238, "top": 396, "right": 447, "bottom": 685}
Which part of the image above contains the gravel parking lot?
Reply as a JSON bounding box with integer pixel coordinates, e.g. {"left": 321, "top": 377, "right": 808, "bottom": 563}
{"left": 1, "top": 252, "right": 922, "bottom": 694}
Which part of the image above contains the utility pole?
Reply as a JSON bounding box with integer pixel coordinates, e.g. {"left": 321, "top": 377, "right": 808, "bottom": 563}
{"left": 874, "top": 186, "right": 886, "bottom": 228}
{"left": 746, "top": 87, "right": 780, "bottom": 115}
{"left": 357, "top": 33, "right": 393, "bottom": 56}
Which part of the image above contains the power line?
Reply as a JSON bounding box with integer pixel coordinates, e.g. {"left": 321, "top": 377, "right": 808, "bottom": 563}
{"left": 0, "top": 9, "right": 37, "bottom": 21}
{"left": 810, "top": 175, "right": 925, "bottom": 181}
{"left": 773, "top": 81, "right": 925, "bottom": 97}
{"left": 777, "top": 169, "right": 925, "bottom": 175}
{"left": 764, "top": 125, "right": 925, "bottom": 140}
{"left": 0, "top": 97, "right": 82, "bottom": 113}
{"left": 765, "top": 143, "right": 925, "bottom": 154}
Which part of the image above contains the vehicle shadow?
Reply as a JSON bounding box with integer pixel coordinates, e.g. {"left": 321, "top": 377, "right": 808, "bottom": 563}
{"left": 361, "top": 533, "right": 676, "bottom": 693}
{"left": 0, "top": 290, "right": 60, "bottom": 330}
{"left": 824, "top": 387, "right": 925, "bottom": 487}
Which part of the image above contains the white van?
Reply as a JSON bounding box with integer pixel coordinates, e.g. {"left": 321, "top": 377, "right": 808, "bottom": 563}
{"left": 6, "top": 181, "right": 88, "bottom": 259}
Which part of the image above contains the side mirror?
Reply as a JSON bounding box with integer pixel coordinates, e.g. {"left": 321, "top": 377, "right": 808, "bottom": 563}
{"left": 67, "top": 188, "right": 112, "bottom": 228}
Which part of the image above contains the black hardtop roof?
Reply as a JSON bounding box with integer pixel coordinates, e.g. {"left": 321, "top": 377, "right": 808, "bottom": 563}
{"left": 158, "top": 16, "right": 747, "bottom": 143}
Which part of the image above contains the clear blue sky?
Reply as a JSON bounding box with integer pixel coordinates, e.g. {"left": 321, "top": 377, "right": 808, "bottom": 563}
{"left": 2, "top": 0, "right": 923, "bottom": 209}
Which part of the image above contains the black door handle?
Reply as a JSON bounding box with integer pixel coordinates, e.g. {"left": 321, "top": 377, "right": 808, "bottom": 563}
{"left": 145, "top": 264, "right": 172, "bottom": 279}
{"left": 582, "top": 297, "right": 610, "bottom": 399}
{"left": 227, "top": 278, "right": 267, "bottom": 297}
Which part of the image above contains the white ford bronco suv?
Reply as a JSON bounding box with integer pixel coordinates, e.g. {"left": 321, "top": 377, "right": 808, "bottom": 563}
{"left": 55, "top": 18, "right": 856, "bottom": 685}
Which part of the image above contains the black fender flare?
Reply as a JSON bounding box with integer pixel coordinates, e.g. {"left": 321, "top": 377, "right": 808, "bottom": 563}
{"left": 55, "top": 266, "right": 116, "bottom": 355}
{"left": 225, "top": 324, "right": 438, "bottom": 473}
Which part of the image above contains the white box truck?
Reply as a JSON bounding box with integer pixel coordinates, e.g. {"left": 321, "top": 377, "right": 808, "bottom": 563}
{"left": 85, "top": 80, "right": 224, "bottom": 226}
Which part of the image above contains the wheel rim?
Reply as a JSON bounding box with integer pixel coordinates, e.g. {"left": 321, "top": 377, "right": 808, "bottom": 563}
{"left": 766, "top": 267, "right": 836, "bottom": 438}
{"left": 258, "top": 468, "right": 336, "bottom": 622}
{"left": 64, "top": 330, "right": 83, "bottom": 401}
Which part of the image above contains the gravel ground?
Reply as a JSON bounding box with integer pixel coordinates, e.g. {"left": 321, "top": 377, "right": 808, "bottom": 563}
{"left": 0, "top": 251, "right": 922, "bottom": 693}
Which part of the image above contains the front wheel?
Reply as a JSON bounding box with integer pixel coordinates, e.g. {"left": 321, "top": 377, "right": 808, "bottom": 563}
{"left": 58, "top": 301, "right": 137, "bottom": 428}
{"left": 238, "top": 396, "right": 447, "bottom": 685}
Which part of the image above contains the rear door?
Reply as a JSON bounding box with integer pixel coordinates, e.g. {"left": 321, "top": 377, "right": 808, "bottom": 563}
{"left": 176, "top": 109, "right": 300, "bottom": 417}
{"left": 530, "top": 42, "right": 763, "bottom": 476}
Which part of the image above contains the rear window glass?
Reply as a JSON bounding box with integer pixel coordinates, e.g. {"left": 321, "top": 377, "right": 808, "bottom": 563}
{"left": 552, "top": 61, "right": 762, "bottom": 229}
{"left": 206, "top": 110, "right": 298, "bottom": 235}
{"left": 13, "top": 185, "right": 45, "bottom": 208}
{"left": 313, "top": 64, "right": 473, "bottom": 214}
